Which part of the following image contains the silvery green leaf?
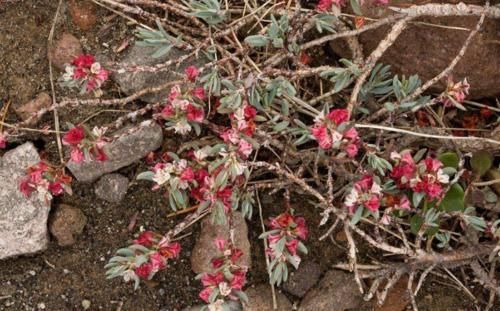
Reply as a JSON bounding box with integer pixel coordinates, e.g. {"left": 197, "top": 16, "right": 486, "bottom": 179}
{"left": 245, "top": 35, "right": 269, "bottom": 47}
{"left": 137, "top": 171, "right": 155, "bottom": 181}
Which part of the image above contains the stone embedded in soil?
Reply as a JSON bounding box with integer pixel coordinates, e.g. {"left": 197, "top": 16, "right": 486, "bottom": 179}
{"left": 282, "top": 261, "right": 321, "bottom": 298}
{"left": 299, "top": 270, "right": 363, "bottom": 311}
{"left": 112, "top": 44, "right": 208, "bottom": 103}
{"left": 49, "top": 204, "right": 87, "bottom": 247}
{"left": 15, "top": 92, "right": 51, "bottom": 121}
{"left": 94, "top": 173, "right": 129, "bottom": 203}
{"left": 66, "top": 121, "right": 163, "bottom": 182}
{"left": 243, "top": 284, "right": 293, "bottom": 311}
{"left": 0, "top": 143, "right": 51, "bottom": 260}
{"left": 191, "top": 211, "right": 251, "bottom": 274}
{"left": 48, "top": 33, "right": 83, "bottom": 70}
{"left": 330, "top": 0, "right": 500, "bottom": 98}
{"left": 374, "top": 276, "right": 411, "bottom": 311}
{"left": 183, "top": 301, "right": 242, "bottom": 311}
{"left": 68, "top": 0, "right": 97, "bottom": 31}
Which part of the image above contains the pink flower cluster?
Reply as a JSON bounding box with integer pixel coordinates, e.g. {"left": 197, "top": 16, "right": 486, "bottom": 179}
{"left": 441, "top": 78, "right": 470, "bottom": 108}
{"left": 63, "top": 54, "right": 109, "bottom": 92}
{"left": 390, "top": 152, "right": 449, "bottom": 200}
{"left": 159, "top": 85, "right": 205, "bottom": 135}
{"left": 310, "top": 108, "right": 360, "bottom": 157}
{"left": 19, "top": 161, "right": 72, "bottom": 200}
{"left": 190, "top": 168, "right": 235, "bottom": 214}
{"left": 266, "top": 213, "right": 308, "bottom": 262}
{"left": 220, "top": 102, "right": 257, "bottom": 160}
{"left": 344, "top": 174, "right": 384, "bottom": 213}
{"left": 198, "top": 238, "right": 247, "bottom": 306}
{"left": 63, "top": 126, "right": 109, "bottom": 163}
{"left": 133, "top": 231, "right": 181, "bottom": 280}
{"left": 151, "top": 158, "right": 195, "bottom": 190}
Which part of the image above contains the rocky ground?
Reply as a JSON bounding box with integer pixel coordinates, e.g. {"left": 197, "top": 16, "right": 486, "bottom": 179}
{"left": 0, "top": 1, "right": 498, "bottom": 310}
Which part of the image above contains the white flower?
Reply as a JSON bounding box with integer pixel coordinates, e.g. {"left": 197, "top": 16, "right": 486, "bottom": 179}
{"left": 173, "top": 119, "right": 192, "bottom": 135}
{"left": 171, "top": 99, "right": 190, "bottom": 110}
{"left": 437, "top": 169, "right": 450, "bottom": 184}
{"left": 208, "top": 299, "right": 225, "bottom": 311}
{"left": 330, "top": 130, "right": 343, "bottom": 144}
{"left": 344, "top": 188, "right": 359, "bottom": 207}
{"left": 92, "top": 126, "right": 108, "bottom": 137}
{"left": 62, "top": 65, "right": 75, "bottom": 81}
{"left": 218, "top": 282, "right": 232, "bottom": 296}
{"left": 370, "top": 181, "right": 382, "bottom": 195}
{"left": 194, "top": 148, "right": 209, "bottom": 161}
{"left": 90, "top": 62, "right": 102, "bottom": 74}
{"left": 390, "top": 151, "right": 401, "bottom": 161}
{"left": 153, "top": 164, "right": 173, "bottom": 185}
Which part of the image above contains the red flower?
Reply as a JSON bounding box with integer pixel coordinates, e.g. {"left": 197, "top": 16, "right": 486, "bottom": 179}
{"left": 48, "top": 182, "right": 64, "bottom": 196}
{"left": 180, "top": 167, "right": 195, "bottom": 181}
{"left": 327, "top": 109, "right": 349, "bottom": 125}
{"left": 134, "top": 231, "right": 155, "bottom": 247}
{"left": 311, "top": 125, "right": 332, "bottom": 149}
{"left": 0, "top": 132, "right": 6, "bottom": 149}
{"left": 192, "top": 87, "right": 206, "bottom": 100}
{"left": 72, "top": 54, "right": 95, "bottom": 68}
{"left": 316, "top": 0, "right": 333, "bottom": 11}
{"left": 185, "top": 66, "right": 200, "bottom": 82}
{"left": 230, "top": 271, "right": 246, "bottom": 290}
{"left": 135, "top": 263, "right": 153, "bottom": 279}
{"left": 149, "top": 252, "right": 166, "bottom": 271}
{"left": 345, "top": 144, "right": 358, "bottom": 158}
{"left": 286, "top": 239, "right": 299, "bottom": 255}
{"left": 294, "top": 217, "right": 308, "bottom": 240}
{"left": 243, "top": 105, "right": 257, "bottom": 120}
{"left": 161, "top": 105, "right": 175, "bottom": 118}
{"left": 19, "top": 178, "right": 36, "bottom": 197}
{"left": 70, "top": 148, "right": 85, "bottom": 163}
{"left": 423, "top": 157, "right": 442, "bottom": 173}
{"left": 230, "top": 248, "right": 243, "bottom": 263}
{"left": 63, "top": 126, "right": 85, "bottom": 146}
{"left": 159, "top": 242, "right": 181, "bottom": 259}
{"left": 211, "top": 258, "right": 224, "bottom": 269}
{"left": 94, "top": 147, "right": 108, "bottom": 162}
{"left": 186, "top": 104, "right": 204, "bottom": 122}
{"left": 199, "top": 287, "right": 213, "bottom": 303}
{"left": 271, "top": 213, "right": 294, "bottom": 229}
{"left": 201, "top": 272, "right": 224, "bottom": 287}
{"left": 364, "top": 195, "right": 380, "bottom": 212}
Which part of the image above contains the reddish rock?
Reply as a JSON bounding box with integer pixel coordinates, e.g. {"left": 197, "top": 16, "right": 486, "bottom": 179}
{"left": 15, "top": 92, "right": 51, "bottom": 121}
{"left": 244, "top": 284, "right": 292, "bottom": 311}
{"left": 191, "top": 212, "right": 251, "bottom": 274}
{"left": 283, "top": 261, "right": 322, "bottom": 297}
{"left": 330, "top": 0, "right": 500, "bottom": 98}
{"left": 48, "top": 33, "right": 82, "bottom": 70}
{"left": 49, "top": 204, "right": 87, "bottom": 246}
{"left": 69, "top": 0, "right": 97, "bottom": 31}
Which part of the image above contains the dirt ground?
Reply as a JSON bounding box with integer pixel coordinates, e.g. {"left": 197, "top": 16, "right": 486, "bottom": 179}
{"left": 0, "top": 1, "right": 497, "bottom": 310}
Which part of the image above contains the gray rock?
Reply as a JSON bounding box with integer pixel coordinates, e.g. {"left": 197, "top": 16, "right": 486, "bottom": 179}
{"left": 191, "top": 212, "right": 251, "bottom": 274}
{"left": 184, "top": 301, "right": 242, "bottom": 311}
{"left": 49, "top": 204, "right": 87, "bottom": 247}
{"left": 299, "top": 270, "right": 363, "bottom": 311}
{"left": 283, "top": 261, "right": 321, "bottom": 298}
{"left": 113, "top": 44, "right": 208, "bottom": 103}
{"left": 243, "top": 284, "right": 293, "bottom": 311}
{"left": 94, "top": 174, "right": 129, "bottom": 203}
{"left": 0, "top": 143, "right": 50, "bottom": 259}
{"left": 67, "top": 121, "right": 163, "bottom": 182}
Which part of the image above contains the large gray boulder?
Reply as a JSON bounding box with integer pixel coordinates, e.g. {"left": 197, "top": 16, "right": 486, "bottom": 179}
{"left": 66, "top": 121, "right": 163, "bottom": 182}
{"left": 0, "top": 143, "right": 51, "bottom": 259}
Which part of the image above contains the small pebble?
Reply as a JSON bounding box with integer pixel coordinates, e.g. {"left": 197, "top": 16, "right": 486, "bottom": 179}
{"left": 82, "top": 299, "right": 91, "bottom": 310}
{"left": 37, "top": 302, "right": 46, "bottom": 309}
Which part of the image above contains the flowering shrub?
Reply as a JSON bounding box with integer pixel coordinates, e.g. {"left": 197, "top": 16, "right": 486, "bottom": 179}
{"left": 19, "top": 161, "right": 72, "bottom": 202}
{"left": 62, "top": 125, "right": 109, "bottom": 163}
{"left": 60, "top": 54, "right": 109, "bottom": 94}
{"left": 6, "top": 0, "right": 493, "bottom": 308}
{"left": 260, "top": 212, "right": 308, "bottom": 285}
{"left": 105, "top": 230, "right": 181, "bottom": 289}
{"left": 197, "top": 238, "right": 248, "bottom": 309}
